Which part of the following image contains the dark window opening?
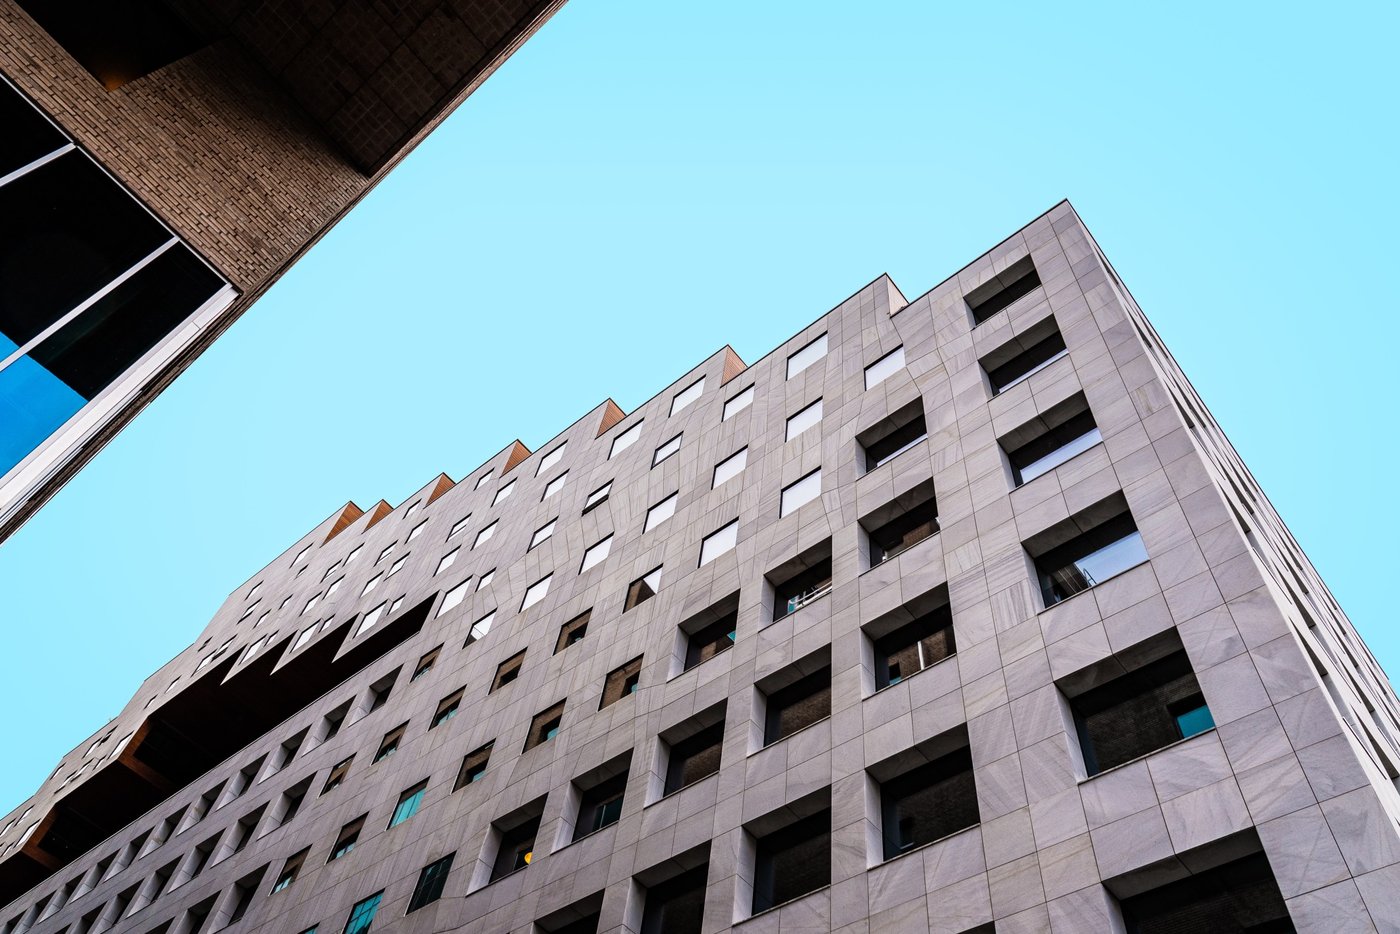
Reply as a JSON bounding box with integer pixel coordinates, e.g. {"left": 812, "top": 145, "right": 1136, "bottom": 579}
{"left": 322, "top": 701, "right": 351, "bottom": 742}
{"left": 430, "top": 689, "right": 464, "bottom": 729}
{"left": 967, "top": 256, "right": 1042, "bottom": 326}
{"left": 573, "top": 759, "right": 629, "bottom": 841}
{"left": 750, "top": 796, "right": 831, "bottom": 914}
{"left": 1002, "top": 393, "right": 1102, "bottom": 486}
{"left": 863, "top": 479, "right": 939, "bottom": 565}
{"left": 328, "top": 816, "right": 365, "bottom": 862}
{"left": 226, "top": 866, "right": 266, "bottom": 923}
{"left": 682, "top": 598, "right": 738, "bottom": 672}
{"left": 411, "top": 646, "right": 441, "bottom": 682}
{"left": 490, "top": 802, "right": 545, "bottom": 882}
{"left": 366, "top": 670, "right": 398, "bottom": 713}
{"left": 406, "top": 853, "right": 454, "bottom": 913}
{"left": 276, "top": 778, "right": 311, "bottom": 828}
{"left": 322, "top": 756, "right": 353, "bottom": 795}
{"left": 555, "top": 610, "right": 591, "bottom": 653}
{"left": 492, "top": 651, "right": 526, "bottom": 693}
{"left": 0, "top": 78, "right": 66, "bottom": 176}
{"left": 760, "top": 652, "right": 832, "bottom": 746}
{"left": 1117, "top": 851, "right": 1293, "bottom": 933}
{"left": 342, "top": 890, "right": 382, "bottom": 934}
{"left": 875, "top": 739, "right": 978, "bottom": 860}
{"left": 982, "top": 320, "right": 1067, "bottom": 395}
{"left": 525, "top": 702, "right": 566, "bottom": 752}
{"left": 373, "top": 724, "right": 407, "bottom": 764}
{"left": 868, "top": 594, "right": 956, "bottom": 690}
{"left": 625, "top": 567, "right": 662, "bottom": 611}
{"left": 641, "top": 863, "right": 709, "bottom": 934}
{"left": 767, "top": 541, "right": 833, "bottom": 622}
{"left": 229, "top": 805, "right": 263, "bottom": 854}
{"left": 14, "top": 0, "right": 207, "bottom": 90}
{"left": 271, "top": 848, "right": 309, "bottom": 894}
{"left": 664, "top": 707, "right": 726, "bottom": 796}
{"left": 536, "top": 892, "right": 604, "bottom": 934}
{"left": 600, "top": 657, "right": 643, "bottom": 709}
{"left": 857, "top": 400, "right": 928, "bottom": 473}
{"left": 454, "top": 741, "right": 494, "bottom": 790}
{"left": 1028, "top": 496, "right": 1148, "bottom": 606}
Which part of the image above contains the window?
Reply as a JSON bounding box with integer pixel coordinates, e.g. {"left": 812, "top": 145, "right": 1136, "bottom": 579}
{"left": 600, "top": 657, "right": 643, "bottom": 708}
{"left": 1001, "top": 393, "right": 1102, "bottom": 485}
{"left": 407, "top": 520, "right": 427, "bottom": 542}
{"left": 405, "top": 500, "right": 422, "bottom": 521}
{"left": 466, "top": 610, "right": 495, "bottom": 645}
{"left": 759, "top": 651, "right": 831, "bottom": 746}
{"left": 474, "top": 520, "right": 497, "bottom": 549}
{"left": 779, "top": 469, "right": 821, "bottom": 517}
{"left": 863, "top": 345, "right": 906, "bottom": 389}
{"left": 640, "top": 860, "right": 708, "bottom": 934}
{"left": 328, "top": 816, "right": 365, "bottom": 862}
{"left": 326, "top": 577, "right": 343, "bottom": 598}
{"left": 357, "top": 602, "right": 386, "bottom": 635}
{"left": 749, "top": 791, "right": 831, "bottom": 913}
{"left": 1027, "top": 495, "right": 1148, "bottom": 606}
{"left": 411, "top": 646, "right": 441, "bottom": 682}
{"left": 321, "top": 756, "right": 353, "bottom": 795}
{"left": 342, "top": 890, "right": 382, "bottom": 934}
{"left": 438, "top": 580, "right": 468, "bottom": 617}
{"left": 573, "top": 759, "right": 629, "bottom": 841}
{"left": 862, "top": 479, "right": 939, "bottom": 565}
{"left": 447, "top": 516, "right": 470, "bottom": 539}
{"left": 435, "top": 547, "right": 460, "bottom": 576}
{"left": 679, "top": 594, "right": 739, "bottom": 673}
{"left": 454, "top": 742, "right": 494, "bottom": 790}
{"left": 662, "top": 706, "right": 725, "bottom": 798}
{"left": 490, "top": 801, "right": 546, "bottom": 882}
{"left": 671, "top": 377, "right": 706, "bottom": 415}
{"left": 580, "top": 535, "right": 611, "bottom": 573}
{"left": 367, "top": 671, "right": 397, "bottom": 712}
{"left": 583, "top": 480, "right": 612, "bottom": 513}
{"left": 624, "top": 567, "right": 663, "bottom": 611}
{"left": 475, "top": 469, "right": 494, "bottom": 489}
{"left": 874, "top": 731, "right": 978, "bottom": 860}
{"left": 430, "top": 689, "right": 464, "bottom": 729}
{"left": 521, "top": 575, "right": 552, "bottom": 612}
{"left": 529, "top": 518, "right": 557, "bottom": 550}
{"left": 712, "top": 447, "right": 747, "bottom": 488}
{"left": 361, "top": 573, "right": 382, "bottom": 596}
{"left": 322, "top": 701, "right": 351, "bottom": 741}
{"left": 524, "top": 702, "right": 566, "bottom": 752}
{"left": 536, "top": 894, "right": 605, "bottom": 934}
{"left": 785, "top": 398, "right": 823, "bottom": 441}
{"left": 966, "top": 255, "right": 1042, "bottom": 325}
{"left": 389, "top": 782, "right": 427, "bottom": 827}
{"left": 406, "top": 854, "right": 454, "bottom": 912}
{"left": 271, "top": 848, "right": 309, "bottom": 893}
{"left": 388, "top": 555, "right": 407, "bottom": 577}
{"left": 723, "top": 385, "right": 755, "bottom": 420}
{"left": 699, "top": 519, "right": 738, "bottom": 566}
{"left": 492, "top": 479, "right": 515, "bottom": 506}
{"left": 644, "top": 493, "right": 677, "bottom": 532}
{"left": 556, "top": 610, "right": 591, "bottom": 652}
{"left": 1062, "top": 632, "right": 1214, "bottom": 776}
{"left": 374, "top": 724, "right": 407, "bottom": 763}
{"left": 981, "top": 318, "right": 1067, "bottom": 394}
{"left": 786, "top": 332, "right": 828, "bottom": 378}
{"left": 492, "top": 650, "right": 526, "bottom": 692}
{"left": 858, "top": 400, "right": 928, "bottom": 472}
{"left": 377, "top": 543, "right": 396, "bottom": 564}
{"left": 294, "top": 626, "right": 316, "bottom": 650}
{"left": 543, "top": 470, "right": 568, "bottom": 500}
{"left": 768, "top": 540, "right": 832, "bottom": 621}
{"left": 609, "top": 420, "right": 644, "bottom": 458}
{"left": 866, "top": 591, "right": 955, "bottom": 690}
{"left": 477, "top": 569, "right": 495, "bottom": 590}
{"left": 346, "top": 544, "right": 363, "bottom": 565}
{"left": 653, "top": 433, "right": 682, "bottom": 466}
{"left": 537, "top": 442, "right": 567, "bottom": 475}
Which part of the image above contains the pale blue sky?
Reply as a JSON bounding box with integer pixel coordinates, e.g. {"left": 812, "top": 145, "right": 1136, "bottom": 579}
{"left": 2, "top": 1, "right": 1396, "bottom": 814}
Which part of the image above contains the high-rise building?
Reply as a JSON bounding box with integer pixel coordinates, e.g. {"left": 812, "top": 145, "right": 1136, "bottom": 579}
{"left": 0, "top": 0, "right": 566, "bottom": 541}
{"left": 3, "top": 201, "right": 1396, "bottom": 933}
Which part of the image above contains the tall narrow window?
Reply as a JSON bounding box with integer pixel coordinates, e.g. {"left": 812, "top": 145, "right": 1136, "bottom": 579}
{"left": 388, "top": 782, "right": 427, "bottom": 827}
{"left": 406, "top": 854, "right": 454, "bottom": 912}
{"left": 342, "top": 891, "right": 383, "bottom": 934}
{"left": 786, "top": 333, "right": 828, "bottom": 378}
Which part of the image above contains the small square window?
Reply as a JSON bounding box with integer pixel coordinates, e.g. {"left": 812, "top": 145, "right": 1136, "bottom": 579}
{"left": 653, "top": 433, "right": 683, "bottom": 467}
{"left": 475, "top": 469, "right": 494, "bottom": 489}
{"left": 670, "top": 377, "right": 706, "bottom": 415}
{"left": 388, "top": 781, "right": 427, "bottom": 828}
{"left": 966, "top": 255, "right": 1042, "bottom": 326}
{"left": 555, "top": 610, "right": 591, "bottom": 653}
{"left": 760, "top": 654, "right": 831, "bottom": 746}
{"left": 580, "top": 535, "right": 612, "bottom": 573}
{"left": 474, "top": 521, "right": 497, "bottom": 549}
{"left": 406, "top": 854, "right": 454, "bottom": 913}
{"left": 321, "top": 756, "right": 353, "bottom": 795}
{"left": 466, "top": 610, "right": 495, "bottom": 645}
{"left": 529, "top": 519, "right": 557, "bottom": 551}
{"left": 430, "top": 689, "right": 464, "bottom": 729}
{"left": 663, "top": 706, "right": 725, "bottom": 796}
{"left": 272, "top": 847, "right": 309, "bottom": 893}
{"left": 583, "top": 480, "right": 613, "bottom": 513}
{"left": 786, "top": 332, "right": 828, "bottom": 379}
{"left": 388, "top": 555, "right": 408, "bottom": 577}
{"left": 492, "top": 479, "right": 516, "bottom": 506}
{"left": 679, "top": 593, "right": 739, "bottom": 673}
{"left": 477, "top": 569, "right": 495, "bottom": 590}
{"left": 644, "top": 493, "right": 677, "bottom": 533}
{"left": 454, "top": 741, "right": 494, "bottom": 790}
{"left": 521, "top": 575, "right": 552, "bottom": 612}
{"left": 873, "top": 731, "right": 978, "bottom": 860}
{"left": 374, "top": 723, "right": 407, "bottom": 763}
{"left": 435, "top": 548, "right": 460, "bottom": 576}
{"left": 780, "top": 469, "right": 821, "bottom": 517}
{"left": 537, "top": 442, "right": 567, "bottom": 476}
{"left": 1027, "top": 495, "right": 1148, "bottom": 607}
{"left": 407, "top": 520, "right": 427, "bottom": 542}
{"left": 411, "top": 646, "right": 441, "bottom": 682}
{"left": 491, "top": 650, "right": 527, "bottom": 692}
{"left": 699, "top": 520, "right": 738, "bottom": 566}
{"left": 342, "top": 890, "right": 382, "bottom": 934}
{"left": 624, "top": 567, "right": 662, "bottom": 611}
{"left": 723, "top": 385, "right": 755, "bottom": 420}
{"left": 785, "top": 398, "right": 823, "bottom": 441}
{"left": 863, "top": 345, "right": 905, "bottom": 390}
{"left": 982, "top": 318, "right": 1068, "bottom": 395}
{"left": 600, "top": 657, "right": 643, "bottom": 708}
{"left": 438, "top": 580, "right": 468, "bottom": 617}
{"left": 713, "top": 447, "right": 747, "bottom": 488}
{"left": 543, "top": 470, "right": 568, "bottom": 500}
{"left": 609, "top": 420, "right": 644, "bottom": 458}
{"left": 328, "top": 816, "right": 366, "bottom": 862}
{"left": 858, "top": 401, "right": 928, "bottom": 473}
{"left": 525, "top": 702, "right": 566, "bottom": 752}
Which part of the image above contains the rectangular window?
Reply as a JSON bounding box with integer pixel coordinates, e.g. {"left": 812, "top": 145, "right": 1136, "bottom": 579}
{"left": 435, "top": 547, "right": 460, "bottom": 576}
{"left": 328, "top": 816, "right": 365, "bottom": 862}
{"left": 272, "top": 847, "right": 309, "bottom": 893}
{"left": 430, "top": 689, "right": 463, "bottom": 729}
{"left": 785, "top": 398, "right": 823, "bottom": 441}
{"left": 524, "top": 702, "right": 566, "bottom": 752}
{"left": 681, "top": 593, "right": 739, "bottom": 672}
{"left": 574, "top": 771, "right": 627, "bottom": 840}
{"left": 663, "top": 708, "right": 725, "bottom": 796}
{"left": 388, "top": 782, "right": 427, "bottom": 828}
{"left": 466, "top": 610, "right": 495, "bottom": 645}
{"left": 473, "top": 521, "right": 497, "bottom": 549}
{"left": 583, "top": 480, "right": 612, "bottom": 513}
{"left": 321, "top": 756, "right": 353, "bottom": 795}
{"left": 555, "top": 610, "right": 591, "bottom": 652}
{"left": 671, "top": 377, "right": 706, "bottom": 415}
{"left": 779, "top": 469, "right": 821, "bottom": 517}
{"left": 625, "top": 567, "right": 663, "bottom": 611}
{"left": 454, "top": 742, "right": 494, "bottom": 790}
{"left": 600, "top": 657, "right": 643, "bottom": 708}
{"left": 967, "top": 255, "right": 1042, "bottom": 326}
{"left": 858, "top": 401, "right": 927, "bottom": 472}
{"left": 1028, "top": 498, "right": 1148, "bottom": 606}
{"left": 491, "top": 650, "right": 526, "bottom": 692}
{"left": 653, "top": 433, "right": 683, "bottom": 467}
{"left": 699, "top": 519, "right": 738, "bottom": 566}
{"left": 580, "top": 535, "right": 612, "bottom": 573}
{"left": 406, "top": 854, "right": 454, "bottom": 913}
{"left": 537, "top": 443, "right": 567, "bottom": 475}
{"left": 411, "top": 646, "right": 441, "bottom": 682}
{"left": 438, "top": 580, "right": 468, "bottom": 616}
{"left": 1002, "top": 393, "right": 1102, "bottom": 485}
{"left": 641, "top": 863, "right": 709, "bottom": 934}
{"left": 373, "top": 723, "right": 407, "bottom": 763}
{"left": 447, "top": 516, "right": 470, "bottom": 539}
{"left": 491, "top": 479, "right": 515, "bottom": 506}
{"left": 542, "top": 470, "right": 568, "bottom": 500}
{"left": 342, "top": 890, "right": 382, "bottom": 934}
{"left": 723, "top": 385, "right": 755, "bottom": 420}
{"left": 868, "top": 598, "right": 955, "bottom": 690}
{"left": 768, "top": 542, "right": 833, "bottom": 621}
{"left": 863, "top": 345, "right": 905, "bottom": 390}
{"left": 712, "top": 447, "right": 747, "bottom": 488}
{"left": 521, "top": 575, "right": 551, "bottom": 612}
{"left": 1118, "top": 851, "right": 1291, "bottom": 932}
{"left": 762, "top": 664, "right": 831, "bottom": 746}
{"left": 529, "top": 518, "right": 557, "bottom": 551}
{"left": 862, "top": 479, "right": 939, "bottom": 565}
{"left": 751, "top": 804, "right": 830, "bottom": 912}
{"left": 983, "top": 323, "right": 1068, "bottom": 394}
{"left": 490, "top": 804, "right": 544, "bottom": 882}
{"left": 644, "top": 493, "right": 677, "bottom": 532}
{"left": 609, "top": 420, "right": 644, "bottom": 458}
{"left": 786, "top": 332, "right": 828, "bottom": 379}
{"left": 367, "top": 672, "right": 396, "bottom": 712}
{"left": 875, "top": 737, "right": 978, "bottom": 860}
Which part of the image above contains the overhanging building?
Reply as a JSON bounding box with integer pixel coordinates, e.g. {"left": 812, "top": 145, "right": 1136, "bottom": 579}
{"left": 2, "top": 202, "right": 1397, "bottom": 933}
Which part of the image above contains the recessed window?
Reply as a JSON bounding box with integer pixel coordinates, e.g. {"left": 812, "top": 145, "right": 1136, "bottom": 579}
{"left": 272, "top": 847, "right": 309, "bottom": 893}
{"left": 712, "top": 447, "right": 747, "bottom": 488}
{"left": 749, "top": 790, "right": 831, "bottom": 914}
{"left": 779, "top": 468, "right": 821, "bottom": 517}
{"left": 644, "top": 493, "right": 678, "bottom": 532}
{"left": 366, "top": 670, "right": 397, "bottom": 712}
{"left": 447, "top": 515, "right": 470, "bottom": 539}
{"left": 786, "top": 332, "right": 828, "bottom": 379}
{"left": 466, "top": 610, "right": 495, "bottom": 645}
{"left": 407, "top": 520, "right": 427, "bottom": 542}
{"left": 863, "top": 345, "right": 906, "bottom": 390}
{"left": 641, "top": 860, "right": 709, "bottom": 934}
{"left": 785, "top": 398, "right": 823, "bottom": 441}
{"left": 388, "top": 555, "right": 407, "bottom": 577}
{"left": 389, "top": 781, "right": 427, "bottom": 827}
{"left": 609, "top": 420, "right": 644, "bottom": 458}
{"left": 1001, "top": 392, "right": 1102, "bottom": 485}
{"left": 981, "top": 318, "right": 1067, "bottom": 395}
{"left": 524, "top": 702, "right": 566, "bottom": 752}
{"left": 373, "top": 723, "right": 407, "bottom": 763}
{"left": 699, "top": 519, "right": 738, "bottom": 566}
{"left": 662, "top": 704, "right": 726, "bottom": 796}
{"left": 671, "top": 377, "right": 706, "bottom": 415}
{"left": 967, "top": 255, "right": 1042, "bottom": 326}
{"left": 492, "top": 479, "right": 516, "bottom": 506}
{"left": 529, "top": 518, "right": 557, "bottom": 550}
{"left": 767, "top": 540, "right": 832, "bottom": 621}
{"left": 857, "top": 400, "right": 927, "bottom": 472}
{"left": 328, "top": 816, "right": 366, "bottom": 862}
{"left": 759, "top": 650, "right": 831, "bottom": 746}
{"left": 723, "top": 385, "right": 755, "bottom": 420}
{"left": 861, "top": 479, "right": 939, "bottom": 565}
{"left": 1026, "top": 495, "right": 1148, "bottom": 606}
{"left": 435, "top": 548, "right": 460, "bottom": 576}
{"left": 653, "top": 433, "right": 683, "bottom": 467}
{"left": 580, "top": 535, "right": 612, "bottom": 573}
{"left": 543, "top": 470, "right": 568, "bottom": 500}
{"left": 474, "top": 521, "right": 497, "bottom": 549}
{"left": 624, "top": 567, "right": 663, "bottom": 611}
{"left": 521, "top": 575, "right": 552, "bottom": 612}
{"left": 321, "top": 756, "right": 353, "bottom": 795}
{"left": 406, "top": 853, "right": 454, "bottom": 913}
{"left": 477, "top": 569, "right": 495, "bottom": 590}
{"left": 491, "top": 650, "right": 527, "bottom": 692}
{"left": 583, "top": 480, "right": 612, "bottom": 513}
{"left": 555, "top": 610, "right": 591, "bottom": 653}
{"left": 475, "top": 469, "right": 494, "bottom": 489}
{"left": 1115, "top": 848, "right": 1291, "bottom": 932}
{"left": 490, "top": 799, "right": 546, "bottom": 882}
{"left": 865, "top": 590, "right": 955, "bottom": 691}
{"left": 600, "top": 656, "right": 643, "bottom": 708}
{"left": 679, "top": 593, "right": 739, "bottom": 673}
{"left": 430, "top": 689, "right": 464, "bottom": 729}
{"left": 454, "top": 741, "right": 494, "bottom": 790}
{"left": 342, "top": 890, "right": 382, "bottom": 934}
{"left": 872, "top": 730, "right": 978, "bottom": 860}
{"left": 537, "top": 442, "right": 567, "bottom": 476}
{"left": 572, "top": 754, "right": 631, "bottom": 841}
{"left": 411, "top": 646, "right": 441, "bottom": 682}
{"left": 439, "top": 580, "right": 468, "bottom": 617}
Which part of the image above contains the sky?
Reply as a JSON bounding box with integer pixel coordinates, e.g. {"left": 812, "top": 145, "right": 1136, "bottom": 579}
{"left": 1, "top": 1, "right": 1397, "bottom": 815}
